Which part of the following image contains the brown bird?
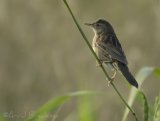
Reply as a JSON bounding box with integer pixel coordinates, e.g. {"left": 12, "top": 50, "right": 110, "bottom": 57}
{"left": 85, "top": 19, "right": 138, "bottom": 88}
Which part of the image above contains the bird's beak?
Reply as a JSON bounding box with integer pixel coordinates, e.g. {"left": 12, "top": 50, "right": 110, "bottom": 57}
{"left": 84, "top": 23, "right": 94, "bottom": 27}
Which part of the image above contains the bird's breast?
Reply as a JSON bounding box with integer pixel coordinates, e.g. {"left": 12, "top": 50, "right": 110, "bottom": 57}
{"left": 92, "top": 34, "right": 98, "bottom": 53}
{"left": 92, "top": 34, "right": 112, "bottom": 62}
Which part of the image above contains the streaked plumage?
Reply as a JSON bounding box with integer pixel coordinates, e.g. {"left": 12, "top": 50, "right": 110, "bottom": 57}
{"left": 85, "top": 19, "right": 138, "bottom": 88}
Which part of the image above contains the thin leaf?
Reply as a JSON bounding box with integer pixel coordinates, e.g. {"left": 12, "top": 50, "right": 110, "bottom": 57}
{"left": 153, "top": 94, "right": 160, "bottom": 121}
{"left": 122, "top": 67, "right": 157, "bottom": 121}
{"left": 25, "top": 91, "right": 99, "bottom": 121}
{"left": 137, "top": 91, "right": 149, "bottom": 121}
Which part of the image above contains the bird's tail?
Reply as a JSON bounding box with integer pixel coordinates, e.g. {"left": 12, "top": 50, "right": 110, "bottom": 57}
{"left": 118, "top": 63, "right": 138, "bottom": 88}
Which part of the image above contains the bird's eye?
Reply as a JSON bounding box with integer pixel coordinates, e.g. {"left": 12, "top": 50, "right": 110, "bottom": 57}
{"left": 96, "top": 23, "right": 100, "bottom": 26}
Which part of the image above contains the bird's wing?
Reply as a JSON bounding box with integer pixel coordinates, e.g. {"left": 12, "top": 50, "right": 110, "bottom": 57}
{"left": 96, "top": 34, "right": 128, "bottom": 65}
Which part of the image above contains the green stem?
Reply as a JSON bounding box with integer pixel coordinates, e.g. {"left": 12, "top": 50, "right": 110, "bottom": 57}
{"left": 63, "top": 0, "right": 138, "bottom": 121}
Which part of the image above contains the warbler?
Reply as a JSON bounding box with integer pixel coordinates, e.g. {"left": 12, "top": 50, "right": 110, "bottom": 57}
{"left": 85, "top": 19, "right": 138, "bottom": 88}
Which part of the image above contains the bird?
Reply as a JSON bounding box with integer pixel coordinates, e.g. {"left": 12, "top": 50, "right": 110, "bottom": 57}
{"left": 85, "top": 19, "right": 138, "bottom": 88}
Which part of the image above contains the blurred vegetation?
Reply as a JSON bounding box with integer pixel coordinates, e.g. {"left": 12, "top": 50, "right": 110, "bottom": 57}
{"left": 0, "top": 0, "right": 160, "bottom": 121}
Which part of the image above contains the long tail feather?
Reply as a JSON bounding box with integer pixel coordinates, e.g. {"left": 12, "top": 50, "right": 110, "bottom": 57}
{"left": 118, "top": 63, "right": 138, "bottom": 88}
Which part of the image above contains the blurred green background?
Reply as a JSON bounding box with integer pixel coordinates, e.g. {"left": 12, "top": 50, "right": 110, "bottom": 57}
{"left": 0, "top": 0, "right": 160, "bottom": 121}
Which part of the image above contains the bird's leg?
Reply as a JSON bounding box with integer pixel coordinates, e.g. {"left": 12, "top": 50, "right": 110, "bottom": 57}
{"left": 111, "top": 70, "right": 117, "bottom": 80}
{"left": 107, "top": 70, "right": 117, "bottom": 86}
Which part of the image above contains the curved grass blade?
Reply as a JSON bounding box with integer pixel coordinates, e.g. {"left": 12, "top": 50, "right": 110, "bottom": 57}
{"left": 122, "top": 67, "right": 160, "bottom": 121}
{"left": 137, "top": 91, "right": 149, "bottom": 121}
{"left": 25, "top": 91, "right": 99, "bottom": 121}
{"left": 153, "top": 94, "right": 160, "bottom": 121}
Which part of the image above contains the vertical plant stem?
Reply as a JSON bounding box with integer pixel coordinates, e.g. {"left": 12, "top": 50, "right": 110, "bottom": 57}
{"left": 63, "top": 0, "right": 138, "bottom": 121}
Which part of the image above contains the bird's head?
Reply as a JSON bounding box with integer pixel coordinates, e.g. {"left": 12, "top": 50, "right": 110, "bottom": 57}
{"left": 85, "top": 19, "right": 114, "bottom": 35}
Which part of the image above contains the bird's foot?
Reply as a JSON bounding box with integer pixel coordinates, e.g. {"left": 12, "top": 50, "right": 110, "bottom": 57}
{"left": 107, "top": 78, "right": 114, "bottom": 86}
{"left": 106, "top": 71, "right": 117, "bottom": 86}
{"left": 96, "top": 61, "right": 102, "bottom": 67}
